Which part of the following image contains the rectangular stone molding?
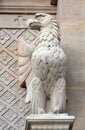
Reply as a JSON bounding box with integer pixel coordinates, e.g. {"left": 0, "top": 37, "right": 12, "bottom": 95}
{"left": 25, "top": 114, "right": 75, "bottom": 130}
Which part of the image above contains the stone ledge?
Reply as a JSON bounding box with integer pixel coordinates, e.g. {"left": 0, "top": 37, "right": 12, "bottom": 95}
{"left": 25, "top": 114, "right": 75, "bottom": 130}
{"left": 0, "top": 5, "right": 57, "bottom": 14}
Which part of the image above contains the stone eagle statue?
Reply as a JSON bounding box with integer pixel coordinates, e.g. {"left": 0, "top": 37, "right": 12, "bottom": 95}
{"left": 18, "top": 13, "right": 67, "bottom": 114}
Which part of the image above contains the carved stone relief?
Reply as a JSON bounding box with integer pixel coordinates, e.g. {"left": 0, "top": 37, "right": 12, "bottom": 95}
{"left": 18, "top": 13, "right": 67, "bottom": 114}
{"left": 0, "top": 28, "right": 38, "bottom": 130}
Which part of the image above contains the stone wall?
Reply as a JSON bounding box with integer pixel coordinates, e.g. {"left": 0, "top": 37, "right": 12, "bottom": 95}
{"left": 57, "top": 0, "right": 85, "bottom": 129}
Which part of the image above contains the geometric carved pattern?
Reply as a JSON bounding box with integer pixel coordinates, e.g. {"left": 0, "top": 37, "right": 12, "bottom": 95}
{"left": 21, "top": 29, "right": 35, "bottom": 43}
{"left": 1, "top": 91, "right": 16, "bottom": 104}
{"left": 0, "top": 30, "right": 10, "bottom": 45}
{"left": 3, "top": 109, "right": 17, "bottom": 121}
{"left": 0, "top": 71, "right": 15, "bottom": 85}
{"left": 0, "top": 28, "right": 37, "bottom": 130}
{"left": 0, "top": 85, "right": 4, "bottom": 91}
{"left": 0, "top": 51, "right": 12, "bottom": 65}
{"left": 20, "top": 29, "right": 38, "bottom": 44}
{"left": 8, "top": 41, "right": 18, "bottom": 55}
{"left": 0, "top": 119, "right": 8, "bottom": 130}
{"left": 14, "top": 118, "right": 25, "bottom": 129}
{"left": 9, "top": 61, "right": 18, "bottom": 74}
{"left": 0, "top": 101, "right": 6, "bottom": 112}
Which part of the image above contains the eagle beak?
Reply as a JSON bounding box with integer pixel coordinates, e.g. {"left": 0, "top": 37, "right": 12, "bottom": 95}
{"left": 26, "top": 19, "right": 42, "bottom": 29}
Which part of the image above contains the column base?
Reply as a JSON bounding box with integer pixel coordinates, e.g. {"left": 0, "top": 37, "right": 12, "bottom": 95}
{"left": 25, "top": 113, "right": 75, "bottom": 130}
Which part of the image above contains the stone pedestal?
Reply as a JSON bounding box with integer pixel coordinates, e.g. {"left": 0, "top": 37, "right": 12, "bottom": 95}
{"left": 25, "top": 114, "right": 75, "bottom": 130}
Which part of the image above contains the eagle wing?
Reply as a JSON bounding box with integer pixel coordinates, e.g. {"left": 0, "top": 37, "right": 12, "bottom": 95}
{"left": 18, "top": 32, "right": 39, "bottom": 86}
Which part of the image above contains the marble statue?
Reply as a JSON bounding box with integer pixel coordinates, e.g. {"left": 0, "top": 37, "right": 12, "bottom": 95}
{"left": 18, "top": 13, "right": 67, "bottom": 114}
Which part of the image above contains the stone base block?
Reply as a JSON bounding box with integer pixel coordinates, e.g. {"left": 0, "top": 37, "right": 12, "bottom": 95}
{"left": 25, "top": 113, "right": 75, "bottom": 130}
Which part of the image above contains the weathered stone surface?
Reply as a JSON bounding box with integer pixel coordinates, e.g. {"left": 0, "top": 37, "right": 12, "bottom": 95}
{"left": 0, "top": 1, "right": 57, "bottom": 129}
{"left": 18, "top": 13, "right": 67, "bottom": 114}
{"left": 0, "top": 0, "right": 52, "bottom": 6}
{"left": 57, "top": 0, "right": 85, "bottom": 129}
{"left": 61, "top": 25, "right": 85, "bottom": 88}
{"left": 0, "top": 28, "right": 36, "bottom": 130}
{"left": 67, "top": 89, "right": 85, "bottom": 130}
{"left": 25, "top": 114, "right": 75, "bottom": 130}
{"left": 57, "top": 0, "right": 85, "bottom": 23}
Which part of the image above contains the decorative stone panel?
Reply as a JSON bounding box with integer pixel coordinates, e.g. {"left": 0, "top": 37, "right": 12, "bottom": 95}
{"left": 0, "top": 27, "right": 38, "bottom": 130}
{"left": 0, "top": 0, "right": 56, "bottom": 127}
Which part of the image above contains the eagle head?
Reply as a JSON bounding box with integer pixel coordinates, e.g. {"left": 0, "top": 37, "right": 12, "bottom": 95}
{"left": 27, "top": 13, "right": 53, "bottom": 30}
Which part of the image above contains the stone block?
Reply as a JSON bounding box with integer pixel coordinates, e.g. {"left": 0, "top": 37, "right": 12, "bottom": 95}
{"left": 25, "top": 114, "right": 75, "bottom": 130}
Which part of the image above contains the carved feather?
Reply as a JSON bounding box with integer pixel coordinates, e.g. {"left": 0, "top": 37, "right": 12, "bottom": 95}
{"left": 18, "top": 38, "right": 31, "bottom": 85}
{"left": 18, "top": 35, "right": 40, "bottom": 86}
